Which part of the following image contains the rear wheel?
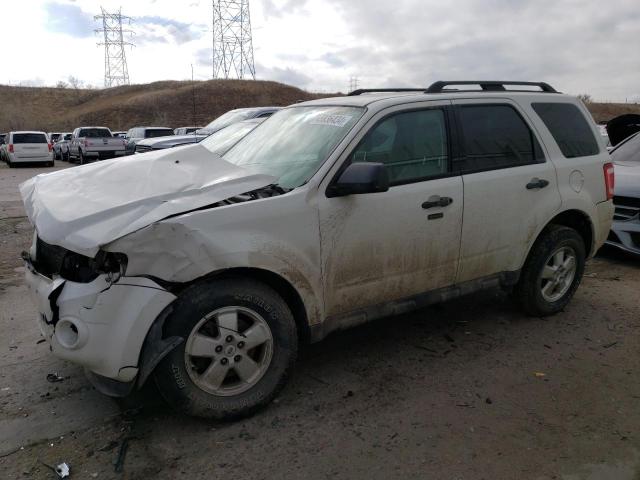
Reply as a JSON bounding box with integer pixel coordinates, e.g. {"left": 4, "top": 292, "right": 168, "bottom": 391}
{"left": 153, "top": 278, "right": 298, "bottom": 420}
{"left": 515, "top": 226, "right": 585, "bottom": 316}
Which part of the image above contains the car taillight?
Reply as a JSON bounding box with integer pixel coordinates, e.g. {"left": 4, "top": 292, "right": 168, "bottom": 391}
{"left": 48, "top": 143, "right": 52, "bottom": 152}
{"left": 8, "top": 144, "right": 14, "bottom": 153}
{"left": 603, "top": 163, "right": 615, "bottom": 201}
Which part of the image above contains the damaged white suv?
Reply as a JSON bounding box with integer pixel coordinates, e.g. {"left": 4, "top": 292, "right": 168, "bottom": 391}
{"left": 21, "top": 81, "right": 614, "bottom": 419}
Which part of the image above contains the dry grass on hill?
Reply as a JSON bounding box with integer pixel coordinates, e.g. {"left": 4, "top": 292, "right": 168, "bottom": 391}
{"left": 0, "top": 80, "right": 327, "bottom": 132}
{"left": 0, "top": 79, "right": 638, "bottom": 132}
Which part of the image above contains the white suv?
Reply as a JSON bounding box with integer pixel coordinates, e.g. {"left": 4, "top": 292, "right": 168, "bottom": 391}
{"left": 21, "top": 81, "right": 614, "bottom": 419}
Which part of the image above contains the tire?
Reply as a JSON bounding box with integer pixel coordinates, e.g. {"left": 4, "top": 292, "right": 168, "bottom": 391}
{"left": 63, "top": 150, "right": 70, "bottom": 162}
{"left": 79, "top": 149, "right": 85, "bottom": 165}
{"left": 515, "top": 225, "right": 586, "bottom": 317}
{"left": 153, "top": 277, "right": 298, "bottom": 420}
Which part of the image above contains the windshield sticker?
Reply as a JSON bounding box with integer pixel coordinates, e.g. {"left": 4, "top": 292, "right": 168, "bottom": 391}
{"left": 310, "top": 114, "right": 353, "bottom": 128}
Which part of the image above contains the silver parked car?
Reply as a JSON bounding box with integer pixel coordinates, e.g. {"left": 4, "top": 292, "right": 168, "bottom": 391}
{"left": 606, "top": 132, "right": 640, "bottom": 256}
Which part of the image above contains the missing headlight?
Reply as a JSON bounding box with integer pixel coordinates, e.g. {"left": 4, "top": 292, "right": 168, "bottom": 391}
{"left": 59, "top": 251, "right": 128, "bottom": 283}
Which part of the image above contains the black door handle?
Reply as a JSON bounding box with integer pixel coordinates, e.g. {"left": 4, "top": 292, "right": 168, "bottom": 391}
{"left": 526, "top": 178, "right": 549, "bottom": 190}
{"left": 422, "top": 196, "right": 453, "bottom": 209}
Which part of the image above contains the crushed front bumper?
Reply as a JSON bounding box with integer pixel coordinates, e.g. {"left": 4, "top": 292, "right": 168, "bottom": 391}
{"left": 24, "top": 259, "right": 176, "bottom": 382}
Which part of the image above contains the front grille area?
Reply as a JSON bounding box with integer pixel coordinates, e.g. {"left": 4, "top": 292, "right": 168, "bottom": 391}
{"left": 34, "top": 237, "right": 68, "bottom": 278}
{"left": 135, "top": 145, "right": 153, "bottom": 153}
{"left": 613, "top": 196, "right": 640, "bottom": 221}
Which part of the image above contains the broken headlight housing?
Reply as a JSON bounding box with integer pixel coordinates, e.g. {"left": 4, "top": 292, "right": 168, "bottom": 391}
{"left": 34, "top": 237, "right": 127, "bottom": 283}
{"left": 60, "top": 250, "right": 128, "bottom": 283}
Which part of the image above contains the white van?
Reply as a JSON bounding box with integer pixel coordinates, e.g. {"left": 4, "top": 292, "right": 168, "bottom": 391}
{"left": 4, "top": 131, "right": 53, "bottom": 167}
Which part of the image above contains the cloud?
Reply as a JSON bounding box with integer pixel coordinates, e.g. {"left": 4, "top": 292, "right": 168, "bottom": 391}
{"left": 136, "top": 15, "right": 206, "bottom": 45}
{"left": 319, "top": 53, "right": 345, "bottom": 67}
{"left": 44, "top": 2, "right": 94, "bottom": 38}
{"left": 256, "top": 64, "right": 312, "bottom": 88}
{"left": 262, "top": 0, "right": 311, "bottom": 18}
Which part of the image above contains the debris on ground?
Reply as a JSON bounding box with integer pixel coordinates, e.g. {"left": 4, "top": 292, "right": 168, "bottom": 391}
{"left": 113, "top": 438, "right": 130, "bottom": 473}
{"left": 46, "top": 373, "right": 65, "bottom": 383}
{"left": 533, "top": 372, "right": 546, "bottom": 378}
{"left": 39, "top": 460, "right": 70, "bottom": 478}
{"left": 55, "top": 463, "right": 70, "bottom": 478}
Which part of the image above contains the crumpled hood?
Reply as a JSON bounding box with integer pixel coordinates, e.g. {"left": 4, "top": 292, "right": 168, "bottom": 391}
{"left": 613, "top": 162, "right": 640, "bottom": 199}
{"left": 20, "top": 144, "right": 276, "bottom": 257}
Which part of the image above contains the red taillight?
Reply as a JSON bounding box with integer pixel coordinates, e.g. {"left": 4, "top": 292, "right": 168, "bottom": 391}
{"left": 603, "top": 163, "right": 615, "bottom": 201}
{"left": 48, "top": 143, "right": 52, "bottom": 152}
{"left": 8, "top": 144, "right": 14, "bottom": 153}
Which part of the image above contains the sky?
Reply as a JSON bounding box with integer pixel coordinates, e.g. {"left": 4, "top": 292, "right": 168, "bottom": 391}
{"left": 1, "top": 0, "right": 638, "bottom": 101}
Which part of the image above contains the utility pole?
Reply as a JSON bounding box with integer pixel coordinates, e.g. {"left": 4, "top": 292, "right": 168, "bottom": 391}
{"left": 349, "top": 76, "right": 360, "bottom": 93}
{"left": 191, "top": 64, "right": 197, "bottom": 130}
{"left": 212, "top": 0, "right": 256, "bottom": 79}
{"left": 95, "top": 7, "right": 134, "bottom": 87}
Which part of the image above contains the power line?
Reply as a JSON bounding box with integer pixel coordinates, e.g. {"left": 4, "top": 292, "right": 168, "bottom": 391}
{"left": 212, "top": 0, "right": 256, "bottom": 79}
{"left": 95, "top": 7, "right": 135, "bottom": 88}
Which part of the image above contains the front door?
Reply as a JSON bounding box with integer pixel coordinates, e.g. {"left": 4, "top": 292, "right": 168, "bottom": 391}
{"left": 318, "top": 103, "right": 464, "bottom": 318}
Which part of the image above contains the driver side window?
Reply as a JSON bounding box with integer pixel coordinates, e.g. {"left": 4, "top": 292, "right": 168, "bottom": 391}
{"left": 349, "top": 109, "right": 449, "bottom": 184}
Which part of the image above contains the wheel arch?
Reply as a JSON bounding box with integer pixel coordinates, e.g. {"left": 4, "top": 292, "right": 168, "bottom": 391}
{"left": 184, "top": 267, "right": 312, "bottom": 345}
{"left": 525, "top": 209, "right": 595, "bottom": 265}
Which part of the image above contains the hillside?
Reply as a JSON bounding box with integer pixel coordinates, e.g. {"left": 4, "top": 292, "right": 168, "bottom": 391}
{"left": 0, "top": 80, "right": 324, "bottom": 132}
{"left": 0, "top": 80, "right": 638, "bottom": 132}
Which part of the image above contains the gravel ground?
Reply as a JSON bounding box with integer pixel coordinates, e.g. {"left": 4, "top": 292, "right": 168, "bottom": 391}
{"left": 1, "top": 160, "right": 639, "bottom": 479}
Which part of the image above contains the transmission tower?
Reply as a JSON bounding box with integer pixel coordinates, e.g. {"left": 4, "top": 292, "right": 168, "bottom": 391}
{"left": 95, "top": 7, "right": 134, "bottom": 87}
{"left": 212, "top": 0, "right": 256, "bottom": 80}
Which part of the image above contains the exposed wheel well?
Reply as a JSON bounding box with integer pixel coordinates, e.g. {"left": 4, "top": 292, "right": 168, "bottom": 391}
{"left": 546, "top": 210, "right": 594, "bottom": 256}
{"left": 198, "top": 267, "right": 311, "bottom": 344}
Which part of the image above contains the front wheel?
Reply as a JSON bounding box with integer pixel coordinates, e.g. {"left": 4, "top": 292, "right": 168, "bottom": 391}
{"left": 515, "top": 226, "right": 586, "bottom": 317}
{"left": 78, "top": 150, "right": 85, "bottom": 165}
{"left": 153, "top": 278, "right": 298, "bottom": 420}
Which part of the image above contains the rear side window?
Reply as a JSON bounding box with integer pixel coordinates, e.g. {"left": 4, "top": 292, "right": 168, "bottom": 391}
{"left": 13, "top": 133, "right": 47, "bottom": 144}
{"left": 145, "top": 128, "right": 173, "bottom": 138}
{"left": 79, "top": 128, "right": 112, "bottom": 138}
{"left": 349, "top": 109, "right": 449, "bottom": 184}
{"left": 532, "top": 103, "right": 599, "bottom": 158}
{"left": 456, "top": 104, "right": 544, "bottom": 173}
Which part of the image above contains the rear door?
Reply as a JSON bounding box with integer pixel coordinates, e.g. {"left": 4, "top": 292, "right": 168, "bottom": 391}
{"left": 452, "top": 99, "right": 561, "bottom": 282}
{"left": 13, "top": 133, "right": 49, "bottom": 159}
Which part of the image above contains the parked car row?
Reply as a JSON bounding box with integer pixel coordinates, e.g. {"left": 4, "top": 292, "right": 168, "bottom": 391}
{"left": 25, "top": 107, "right": 281, "bottom": 167}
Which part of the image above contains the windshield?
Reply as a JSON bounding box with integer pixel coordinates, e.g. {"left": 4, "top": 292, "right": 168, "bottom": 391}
{"left": 612, "top": 132, "right": 640, "bottom": 164}
{"left": 201, "top": 122, "right": 260, "bottom": 156}
{"left": 201, "top": 110, "right": 254, "bottom": 133}
{"left": 223, "top": 106, "right": 364, "bottom": 189}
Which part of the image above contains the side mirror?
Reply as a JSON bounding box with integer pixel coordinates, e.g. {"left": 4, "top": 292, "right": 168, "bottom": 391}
{"left": 326, "top": 162, "right": 389, "bottom": 198}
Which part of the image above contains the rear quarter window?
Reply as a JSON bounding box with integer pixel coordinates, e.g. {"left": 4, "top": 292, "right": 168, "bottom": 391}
{"left": 532, "top": 103, "right": 599, "bottom": 158}
{"left": 13, "top": 133, "right": 48, "bottom": 143}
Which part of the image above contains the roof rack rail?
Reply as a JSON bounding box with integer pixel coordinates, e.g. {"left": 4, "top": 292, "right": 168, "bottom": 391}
{"left": 348, "top": 88, "right": 426, "bottom": 96}
{"left": 425, "top": 81, "right": 558, "bottom": 94}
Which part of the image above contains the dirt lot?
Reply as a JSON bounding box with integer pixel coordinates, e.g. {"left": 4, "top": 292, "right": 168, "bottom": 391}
{"left": 1, "top": 161, "right": 639, "bottom": 479}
